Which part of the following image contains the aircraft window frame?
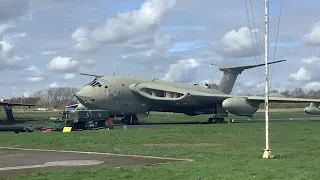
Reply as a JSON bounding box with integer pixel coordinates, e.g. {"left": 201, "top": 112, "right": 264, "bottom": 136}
{"left": 87, "top": 78, "right": 103, "bottom": 87}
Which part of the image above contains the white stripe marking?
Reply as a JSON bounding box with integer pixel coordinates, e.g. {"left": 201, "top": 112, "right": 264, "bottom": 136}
{"left": 0, "top": 160, "right": 104, "bottom": 171}
{"left": 0, "top": 147, "right": 193, "bottom": 162}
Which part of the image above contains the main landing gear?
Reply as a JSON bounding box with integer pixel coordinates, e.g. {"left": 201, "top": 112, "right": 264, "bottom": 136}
{"left": 121, "top": 115, "right": 139, "bottom": 125}
{"left": 207, "top": 115, "right": 226, "bottom": 124}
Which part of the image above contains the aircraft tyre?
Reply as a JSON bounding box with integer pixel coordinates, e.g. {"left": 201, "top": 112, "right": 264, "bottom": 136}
{"left": 132, "top": 116, "right": 139, "bottom": 125}
{"left": 122, "top": 116, "right": 139, "bottom": 125}
{"left": 215, "top": 117, "right": 225, "bottom": 124}
{"left": 208, "top": 117, "right": 225, "bottom": 124}
{"left": 208, "top": 117, "right": 214, "bottom": 124}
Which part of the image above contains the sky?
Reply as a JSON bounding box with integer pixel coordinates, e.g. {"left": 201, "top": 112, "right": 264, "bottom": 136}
{"left": 1, "top": 0, "right": 320, "bottom": 98}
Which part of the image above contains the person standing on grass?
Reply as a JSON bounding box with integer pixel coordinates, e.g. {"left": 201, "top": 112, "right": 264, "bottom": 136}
{"left": 107, "top": 118, "right": 114, "bottom": 129}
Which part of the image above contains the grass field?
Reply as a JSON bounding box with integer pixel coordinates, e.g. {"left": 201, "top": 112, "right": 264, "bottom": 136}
{"left": 1, "top": 111, "right": 320, "bottom": 179}
{"left": 1, "top": 108, "right": 319, "bottom": 124}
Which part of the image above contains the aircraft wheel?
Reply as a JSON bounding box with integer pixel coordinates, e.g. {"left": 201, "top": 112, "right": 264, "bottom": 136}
{"left": 121, "top": 116, "right": 129, "bottom": 125}
{"left": 208, "top": 117, "right": 214, "bottom": 124}
{"left": 132, "top": 116, "right": 138, "bottom": 125}
{"left": 208, "top": 117, "right": 225, "bottom": 124}
{"left": 215, "top": 117, "right": 225, "bottom": 124}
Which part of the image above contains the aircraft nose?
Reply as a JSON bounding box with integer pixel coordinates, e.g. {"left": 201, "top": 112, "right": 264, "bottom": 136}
{"left": 74, "top": 86, "right": 96, "bottom": 103}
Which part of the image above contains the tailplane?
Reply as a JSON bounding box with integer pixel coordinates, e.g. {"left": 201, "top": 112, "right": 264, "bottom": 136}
{"left": 216, "top": 60, "right": 286, "bottom": 94}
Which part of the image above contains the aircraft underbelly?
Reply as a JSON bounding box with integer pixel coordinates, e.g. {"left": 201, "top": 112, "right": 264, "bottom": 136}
{"left": 101, "top": 100, "right": 148, "bottom": 114}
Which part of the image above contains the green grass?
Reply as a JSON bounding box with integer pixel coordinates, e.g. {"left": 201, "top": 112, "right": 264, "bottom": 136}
{"left": 1, "top": 119, "right": 320, "bottom": 179}
{"left": 1, "top": 109, "right": 319, "bottom": 124}
{"left": 144, "top": 111, "right": 319, "bottom": 123}
{"left": 0, "top": 111, "right": 63, "bottom": 122}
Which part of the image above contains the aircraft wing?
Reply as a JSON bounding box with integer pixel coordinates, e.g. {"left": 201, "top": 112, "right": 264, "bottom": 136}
{"left": 0, "top": 102, "right": 36, "bottom": 107}
{"left": 189, "top": 92, "right": 320, "bottom": 104}
{"left": 65, "top": 103, "right": 79, "bottom": 108}
{"left": 129, "top": 82, "right": 320, "bottom": 105}
{"left": 248, "top": 96, "right": 320, "bottom": 103}
{"left": 65, "top": 103, "right": 87, "bottom": 110}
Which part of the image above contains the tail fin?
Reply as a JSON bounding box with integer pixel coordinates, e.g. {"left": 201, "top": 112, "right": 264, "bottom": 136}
{"left": 216, "top": 60, "right": 286, "bottom": 94}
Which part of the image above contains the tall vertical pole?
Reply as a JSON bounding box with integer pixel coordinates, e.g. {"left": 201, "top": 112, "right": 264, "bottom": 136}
{"left": 20, "top": 95, "right": 22, "bottom": 112}
{"left": 262, "top": 0, "right": 273, "bottom": 159}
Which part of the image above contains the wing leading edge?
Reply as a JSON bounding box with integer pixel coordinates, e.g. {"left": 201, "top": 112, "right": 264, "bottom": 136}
{"left": 190, "top": 92, "right": 320, "bottom": 104}
{"left": 129, "top": 82, "right": 320, "bottom": 104}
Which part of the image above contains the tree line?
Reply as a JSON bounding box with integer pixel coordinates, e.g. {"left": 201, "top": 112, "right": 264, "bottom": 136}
{"left": 4, "top": 87, "right": 320, "bottom": 109}
{"left": 6, "top": 87, "right": 79, "bottom": 109}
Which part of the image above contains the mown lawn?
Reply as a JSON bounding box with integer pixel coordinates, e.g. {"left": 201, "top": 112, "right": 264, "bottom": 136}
{"left": 1, "top": 120, "right": 320, "bottom": 180}
{"left": 1, "top": 109, "right": 318, "bottom": 124}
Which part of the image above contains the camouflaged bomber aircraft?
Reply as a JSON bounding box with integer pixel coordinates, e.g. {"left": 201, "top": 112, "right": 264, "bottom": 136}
{"left": 68, "top": 60, "right": 320, "bottom": 125}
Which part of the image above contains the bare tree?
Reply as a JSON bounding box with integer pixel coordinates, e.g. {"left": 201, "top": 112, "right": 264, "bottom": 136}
{"left": 32, "top": 87, "right": 79, "bottom": 108}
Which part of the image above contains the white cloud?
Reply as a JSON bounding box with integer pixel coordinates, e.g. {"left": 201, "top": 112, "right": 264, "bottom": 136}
{"left": 71, "top": 0, "right": 176, "bottom": 52}
{"left": 153, "top": 33, "right": 172, "bottom": 50}
{"left": 289, "top": 57, "right": 320, "bottom": 84}
{"left": 84, "top": 59, "right": 95, "bottom": 65}
{"left": 64, "top": 73, "right": 75, "bottom": 79}
{"left": 23, "top": 91, "right": 34, "bottom": 98}
{"left": 0, "top": 22, "right": 15, "bottom": 38}
{"left": 123, "top": 33, "right": 172, "bottom": 51}
{"left": 25, "top": 77, "right": 43, "bottom": 82}
{"left": 13, "top": 56, "right": 22, "bottom": 60}
{"left": 162, "top": 59, "right": 200, "bottom": 82}
{"left": 0, "top": 40, "right": 19, "bottom": 70}
{"left": 0, "top": 40, "right": 13, "bottom": 58}
{"left": 71, "top": 27, "right": 101, "bottom": 52}
{"left": 42, "top": 51, "right": 57, "bottom": 55}
{"left": 153, "top": 65, "right": 162, "bottom": 71}
{"left": 303, "top": 82, "right": 320, "bottom": 90}
{"left": 302, "top": 57, "right": 320, "bottom": 65}
{"left": 217, "top": 26, "right": 261, "bottom": 58}
{"left": 25, "top": 65, "right": 37, "bottom": 71}
{"left": 244, "top": 80, "right": 256, "bottom": 87}
{"left": 47, "top": 82, "right": 59, "bottom": 88}
{"left": 289, "top": 66, "right": 311, "bottom": 81}
{"left": 47, "top": 56, "right": 79, "bottom": 72}
{"left": 303, "top": 21, "right": 320, "bottom": 46}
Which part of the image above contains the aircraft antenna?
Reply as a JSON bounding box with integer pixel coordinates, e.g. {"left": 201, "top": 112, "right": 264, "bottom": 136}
{"left": 262, "top": 0, "right": 273, "bottom": 159}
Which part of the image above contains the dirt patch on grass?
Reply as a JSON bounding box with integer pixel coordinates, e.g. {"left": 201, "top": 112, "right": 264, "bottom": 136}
{"left": 143, "top": 143, "right": 221, "bottom": 148}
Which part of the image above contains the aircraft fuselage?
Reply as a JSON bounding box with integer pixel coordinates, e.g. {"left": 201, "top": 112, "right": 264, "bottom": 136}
{"left": 75, "top": 75, "right": 224, "bottom": 117}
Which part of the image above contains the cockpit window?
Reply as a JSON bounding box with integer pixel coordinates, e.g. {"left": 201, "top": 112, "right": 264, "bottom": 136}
{"left": 98, "top": 78, "right": 108, "bottom": 86}
{"left": 86, "top": 78, "right": 102, "bottom": 87}
{"left": 86, "top": 78, "right": 108, "bottom": 87}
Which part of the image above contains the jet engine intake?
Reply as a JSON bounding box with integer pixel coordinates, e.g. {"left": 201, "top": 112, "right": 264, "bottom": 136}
{"left": 304, "top": 102, "right": 320, "bottom": 115}
{"left": 222, "top": 97, "right": 260, "bottom": 117}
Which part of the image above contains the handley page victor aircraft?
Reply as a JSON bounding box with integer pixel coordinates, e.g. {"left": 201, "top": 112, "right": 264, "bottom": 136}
{"left": 68, "top": 60, "right": 320, "bottom": 124}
